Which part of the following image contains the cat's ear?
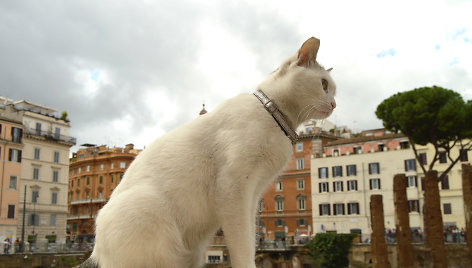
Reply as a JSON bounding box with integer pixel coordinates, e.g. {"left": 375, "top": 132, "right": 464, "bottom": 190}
{"left": 297, "top": 37, "right": 320, "bottom": 67}
{"left": 327, "top": 67, "right": 333, "bottom": 72}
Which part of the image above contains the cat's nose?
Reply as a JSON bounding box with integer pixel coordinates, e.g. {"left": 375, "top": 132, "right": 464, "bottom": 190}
{"left": 331, "top": 101, "right": 336, "bottom": 109}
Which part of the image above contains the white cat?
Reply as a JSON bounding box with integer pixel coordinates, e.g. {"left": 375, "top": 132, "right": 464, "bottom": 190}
{"left": 79, "top": 37, "right": 336, "bottom": 268}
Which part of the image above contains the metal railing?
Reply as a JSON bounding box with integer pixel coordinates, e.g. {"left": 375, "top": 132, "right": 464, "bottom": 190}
{"left": 24, "top": 127, "right": 77, "bottom": 144}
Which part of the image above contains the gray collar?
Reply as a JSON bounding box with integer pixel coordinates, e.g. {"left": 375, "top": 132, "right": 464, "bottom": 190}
{"left": 253, "top": 89, "right": 299, "bottom": 144}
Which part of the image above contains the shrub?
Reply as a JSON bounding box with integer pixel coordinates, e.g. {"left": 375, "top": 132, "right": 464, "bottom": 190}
{"left": 305, "top": 233, "right": 356, "bottom": 268}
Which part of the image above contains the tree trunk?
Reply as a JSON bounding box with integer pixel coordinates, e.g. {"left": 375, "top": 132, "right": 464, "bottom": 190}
{"left": 393, "top": 174, "right": 414, "bottom": 268}
{"left": 370, "top": 194, "right": 389, "bottom": 268}
{"left": 424, "top": 170, "right": 446, "bottom": 268}
{"left": 462, "top": 164, "right": 472, "bottom": 260}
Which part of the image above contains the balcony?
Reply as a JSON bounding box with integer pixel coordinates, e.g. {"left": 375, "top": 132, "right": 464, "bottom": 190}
{"left": 25, "top": 127, "right": 77, "bottom": 145}
{"left": 70, "top": 199, "right": 92, "bottom": 205}
{"left": 92, "top": 198, "right": 107, "bottom": 203}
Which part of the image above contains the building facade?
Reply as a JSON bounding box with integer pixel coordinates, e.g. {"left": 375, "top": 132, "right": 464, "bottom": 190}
{"left": 15, "top": 100, "right": 76, "bottom": 244}
{"left": 67, "top": 144, "right": 141, "bottom": 242}
{"left": 311, "top": 129, "right": 471, "bottom": 237}
{"left": 259, "top": 127, "right": 339, "bottom": 243}
{"left": 0, "top": 104, "right": 24, "bottom": 242}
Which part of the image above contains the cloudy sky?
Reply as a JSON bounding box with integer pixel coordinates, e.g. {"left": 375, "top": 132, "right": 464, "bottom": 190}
{"left": 1, "top": 0, "right": 471, "bottom": 152}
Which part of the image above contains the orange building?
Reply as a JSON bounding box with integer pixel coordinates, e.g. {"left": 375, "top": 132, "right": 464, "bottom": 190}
{"left": 259, "top": 131, "right": 338, "bottom": 243}
{"left": 67, "top": 144, "right": 141, "bottom": 242}
{"left": 0, "top": 104, "right": 24, "bottom": 242}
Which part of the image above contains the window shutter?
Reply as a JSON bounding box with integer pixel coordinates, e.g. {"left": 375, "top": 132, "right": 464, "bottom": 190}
{"left": 319, "top": 204, "right": 322, "bottom": 216}
{"left": 368, "top": 164, "right": 372, "bottom": 174}
{"left": 18, "top": 150, "right": 22, "bottom": 163}
{"left": 333, "top": 204, "right": 337, "bottom": 215}
{"left": 348, "top": 204, "right": 351, "bottom": 214}
{"left": 378, "top": 179, "right": 381, "bottom": 189}
{"left": 353, "top": 165, "right": 357, "bottom": 175}
{"left": 326, "top": 168, "right": 329, "bottom": 178}
{"left": 377, "top": 163, "right": 380, "bottom": 173}
{"left": 369, "top": 179, "right": 372, "bottom": 190}
{"left": 342, "top": 204, "right": 345, "bottom": 215}
{"left": 9, "top": 149, "right": 12, "bottom": 161}
{"left": 341, "top": 182, "right": 344, "bottom": 191}
{"left": 356, "top": 203, "right": 360, "bottom": 214}
{"left": 413, "top": 160, "right": 416, "bottom": 171}
{"left": 328, "top": 205, "right": 331, "bottom": 215}
{"left": 318, "top": 168, "right": 321, "bottom": 178}
{"left": 347, "top": 181, "right": 351, "bottom": 191}
{"left": 415, "top": 176, "right": 418, "bottom": 187}
{"left": 333, "top": 182, "right": 336, "bottom": 192}
{"left": 355, "top": 180, "right": 358, "bottom": 190}
{"left": 404, "top": 160, "right": 407, "bottom": 171}
{"left": 319, "top": 183, "right": 321, "bottom": 193}
{"left": 327, "top": 183, "right": 329, "bottom": 192}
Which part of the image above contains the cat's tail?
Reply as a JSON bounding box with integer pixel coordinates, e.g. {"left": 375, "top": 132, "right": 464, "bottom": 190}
{"left": 74, "top": 257, "right": 100, "bottom": 268}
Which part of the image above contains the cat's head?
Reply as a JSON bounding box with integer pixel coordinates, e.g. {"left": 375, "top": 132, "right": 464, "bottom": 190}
{"left": 267, "top": 37, "right": 336, "bottom": 126}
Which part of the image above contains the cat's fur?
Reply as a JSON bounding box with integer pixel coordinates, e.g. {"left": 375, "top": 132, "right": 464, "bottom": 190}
{"left": 81, "top": 37, "right": 336, "bottom": 268}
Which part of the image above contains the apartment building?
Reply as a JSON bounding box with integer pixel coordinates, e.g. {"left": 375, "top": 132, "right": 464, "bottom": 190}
{"left": 259, "top": 122, "right": 339, "bottom": 243}
{"left": 311, "top": 129, "right": 470, "bottom": 236}
{"left": 0, "top": 104, "right": 24, "bottom": 242}
{"left": 67, "top": 144, "right": 141, "bottom": 242}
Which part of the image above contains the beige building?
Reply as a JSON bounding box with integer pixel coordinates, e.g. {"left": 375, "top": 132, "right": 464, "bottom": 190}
{"left": 0, "top": 103, "right": 24, "bottom": 242}
{"left": 0, "top": 98, "right": 76, "bottom": 244}
{"left": 311, "top": 129, "right": 470, "bottom": 237}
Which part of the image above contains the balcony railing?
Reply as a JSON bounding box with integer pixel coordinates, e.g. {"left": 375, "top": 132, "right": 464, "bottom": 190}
{"left": 25, "top": 127, "right": 77, "bottom": 144}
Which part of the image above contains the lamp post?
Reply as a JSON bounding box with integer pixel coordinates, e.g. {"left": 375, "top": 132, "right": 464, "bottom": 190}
{"left": 20, "top": 185, "right": 26, "bottom": 252}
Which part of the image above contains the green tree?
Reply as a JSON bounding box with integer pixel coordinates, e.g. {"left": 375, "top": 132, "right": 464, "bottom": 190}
{"left": 376, "top": 86, "right": 472, "bottom": 178}
{"left": 305, "top": 233, "right": 356, "bottom": 268}
{"left": 376, "top": 85, "right": 472, "bottom": 268}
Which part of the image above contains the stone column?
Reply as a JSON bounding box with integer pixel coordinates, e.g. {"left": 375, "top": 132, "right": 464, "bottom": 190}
{"left": 462, "top": 164, "right": 472, "bottom": 260}
{"left": 423, "top": 170, "right": 446, "bottom": 268}
{"left": 370, "top": 194, "right": 389, "bottom": 268}
{"left": 393, "top": 174, "right": 414, "bottom": 268}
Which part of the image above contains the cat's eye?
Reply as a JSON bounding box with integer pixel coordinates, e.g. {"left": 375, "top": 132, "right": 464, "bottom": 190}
{"left": 322, "top": 79, "right": 328, "bottom": 92}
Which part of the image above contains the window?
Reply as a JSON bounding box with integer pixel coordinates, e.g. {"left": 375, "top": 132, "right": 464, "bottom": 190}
{"left": 370, "top": 178, "right": 381, "bottom": 190}
{"left": 35, "top": 122, "right": 42, "bottom": 135}
{"left": 407, "top": 176, "right": 417, "bottom": 187}
{"left": 441, "top": 175, "right": 450, "bottom": 190}
{"left": 28, "top": 214, "right": 39, "bottom": 226}
{"left": 346, "top": 165, "right": 357, "bottom": 176}
{"left": 347, "top": 180, "right": 358, "bottom": 191}
{"left": 295, "top": 142, "right": 303, "bottom": 152}
{"left": 87, "top": 177, "right": 90, "bottom": 185}
{"left": 53, "top": 170, "right": 59, "bottom": 182}
{"left": 353, "top": 146, "right": 362, "bottom": 154}
{"left": 9, "top": 176, "right": 17, "bottom": 189}
{"left": 319, "top": 203, "right": 330, "bottom": 216}
{"left": 54, "top": 127, "right": 60, "bottom": 139}
{"left": 296, "top": 158, "right": 304, "bottom": 170}
{"left": 8, "top": 149, "right": 22, "bottom": 163}
{"left": 120, "top": 161, "right": 126, "bottom": 168}
{"left": 333, "top": 181, "right": 343, "bottom": 192}
{"left": 34, "top": 148, "right": 40, "bottom": 160}
{"left": 78, "top": 178, "right": 80, "bottom": 186}
{"left": 419, "top": 153, "right": 427, "bottom": 166}
{"left": 438, "top": 151, "right": 447, "bottom": 163}
{"left": 275, "top": 219, "right": 284, "bottom": 227}
{"left": 8, "top": 205, "right": 15, "bottom": 219}
{"left": 99, "top": 176, "right": 103, "bottom": 184}
{"left": 347, "top": 202, "right": 360, "bottom": 215}
{"left": 332, "top": 166, "right": 342, "bottom": 177}
{"left": 100, "top": 164, "right": 104, "bottom": 170}
{"left": 319, "top": 182, "right": 329, "bottom": 193}
{"left": 275, "top": 181, "right": 283, "bottom": 192}
{"left": 208, "top": 256, "right": 221, "bottom": 264}
{"left": 111, "top": 163, "right": 114, "bottom": 169}
{"left": 111, "top": 175, "right": 114, "bottom": 183}
{"left": 51, "top": 192, "right": 58, "bottom": 205}
{"left": 460, "top": 149, "right": 469, "bottom": 162}
{"left": 275, "top": 196, "right": 284, "bottom": 211}
{"left": 11, "top": 127, "right": 22, "bottom": 143}
{"left": 50, "top": 214, "right": 56, "bottom": 226}
{"left": 408, "top": 200, "right": 420, "bottom": 212}
{"left": 78, "top": 167, "right": 81, "bottom": 174}
{"left": 333, "top": 149, "right": 340, "bottom": 156}
{"left": 86, "top": 165, "right": 90, "bottom": 172}
{"left": 400, "top": 141, "right": 410, "bottom": 149}
{"left": 32, "top": 191, "right": 39, "bottom": 203}
{"left": 53, "top": 151, "right": 60, "bottom": 163}
{"left": 318, "top": 167, "right": 328, "bottom": 178}
{"left": 297, "top": 218, "right": 307, "bottom": 226}
{"left": 404, "top": 159, "right": 416, "bottom": 171}
{"left": 297, "top": 195, "right": 306, "bottom": 210}
{"left": 378, "top": 143, "right": 385, "bottom": 152}
{"left": 297, "top": 179, "right": 305, "bottom": 190}
{"left": 443, "top": 203, "right": 452, "bottom": 214}
{"left": 333, "top": 203, "right": 345, "bottom": 215}
{"left": 368, "top": 162, "right": 380, "bottom": 174}
{"left": 33, "top": 168, "right": 39, "bottom": 180}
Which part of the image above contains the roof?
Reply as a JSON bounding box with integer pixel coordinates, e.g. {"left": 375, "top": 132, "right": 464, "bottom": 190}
{"left": 325, "top": 133, "right": 407, "bottom": 146}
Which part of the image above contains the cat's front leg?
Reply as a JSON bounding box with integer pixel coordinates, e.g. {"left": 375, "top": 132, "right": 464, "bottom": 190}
{"left": 218, "top": 190, "right": 257, "bottom": 268}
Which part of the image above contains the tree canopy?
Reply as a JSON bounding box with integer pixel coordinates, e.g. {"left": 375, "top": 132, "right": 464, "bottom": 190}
{"left": 376, "top": 86, "right": 472, "bottom": 176}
